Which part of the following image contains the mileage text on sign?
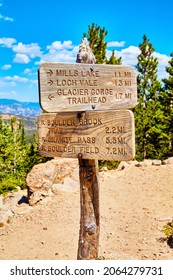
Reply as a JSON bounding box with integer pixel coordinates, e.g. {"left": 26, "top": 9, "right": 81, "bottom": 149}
{"left": 38, "top": 63, "right": 137, "bottom": 112}
{"left": 38, "top": 110, "right": 135, "bottom": 161}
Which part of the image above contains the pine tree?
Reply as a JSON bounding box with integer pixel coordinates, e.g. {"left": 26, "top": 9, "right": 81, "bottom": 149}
{"left": 0, "top": 117, "right": 47, "bottom": 194}
{"left": 162, "top": 52, "right": 173, "bottom": 155}
{"left": 136, "top": 34, "right": 161, "bottom": 103}
{"left": 83, "top": 23, "right": 107, "bottom": 64}
{"left": 106, "top": 50, "right": 122, "bottom": 65}
{"left": 163, "top": 53, "right": 173, "bottom": 94}
{"left": 0, "top": 117, "right": 11, "bottom": 178}
{"left": 134, "top": 34, "right": 164, "bottom": 160}
{"left": 83, "top": 23, "right": 122, "bottom": 65}
{"left": 26, "top": 133, "right": 48, "bottom": 171}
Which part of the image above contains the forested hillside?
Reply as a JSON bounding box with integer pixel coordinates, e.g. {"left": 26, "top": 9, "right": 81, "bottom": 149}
{"left": 0, "top": 115, "right": 47, "bottom": 194}
{"left": 0, "top": 114, "right": 38, "bottom": 143}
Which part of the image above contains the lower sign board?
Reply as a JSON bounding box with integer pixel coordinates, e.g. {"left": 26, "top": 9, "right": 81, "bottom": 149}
{"left": 38, "top": 110, "right": 135, "bottom": 161}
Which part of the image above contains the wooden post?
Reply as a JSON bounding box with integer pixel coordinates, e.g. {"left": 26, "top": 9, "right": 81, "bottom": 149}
{"left": 76, "top": 38, "right": 100, "bottom": 260}
{"left": 77, "top": 159, "right": 100, "bottom": 259}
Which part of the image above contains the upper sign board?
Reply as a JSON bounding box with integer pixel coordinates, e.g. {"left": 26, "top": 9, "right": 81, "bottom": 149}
{"left": 38, "top": 63, "right": 137, "bottom": 112}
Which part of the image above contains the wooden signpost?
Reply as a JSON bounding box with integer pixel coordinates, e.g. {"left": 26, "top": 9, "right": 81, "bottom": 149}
{"left": 38, "top": 38, "right": 137, "bottom": 260}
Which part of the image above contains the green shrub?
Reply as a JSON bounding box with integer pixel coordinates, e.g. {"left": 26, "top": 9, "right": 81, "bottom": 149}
{"left": 162, "top": 222, "right": 173, "bottom": 240}
{"left": 162, "top": 221, "right": 173, "bottom": 248}
{"left": 99, "top": 160, "right": 120, "bottom": 171}
{"left": 0, "top": 176, "right": 26, "bottom": 195}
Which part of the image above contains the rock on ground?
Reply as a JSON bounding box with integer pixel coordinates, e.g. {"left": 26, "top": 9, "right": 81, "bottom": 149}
{"left": 26, "top": 158, "right": 78, "bottom": 205}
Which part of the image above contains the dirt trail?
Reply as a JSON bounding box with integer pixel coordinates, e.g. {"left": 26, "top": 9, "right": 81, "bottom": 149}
{"left": 0, "top": 164, "right": 173, "bottom": 260}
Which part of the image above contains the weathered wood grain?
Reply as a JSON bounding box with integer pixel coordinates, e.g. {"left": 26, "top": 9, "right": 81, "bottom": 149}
{"left": 38, "top": 63, "right": 137, "bottom": 112}
{"left": 38, "top": 110, "right": 135, "bottom": 161}
{"left": 77, "top": 159, "right": 100, "bottom": 259}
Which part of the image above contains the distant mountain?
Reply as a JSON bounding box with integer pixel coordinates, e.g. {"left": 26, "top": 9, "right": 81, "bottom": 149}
{"left": 0, "top": 99, "right": 41, "bottom": 118}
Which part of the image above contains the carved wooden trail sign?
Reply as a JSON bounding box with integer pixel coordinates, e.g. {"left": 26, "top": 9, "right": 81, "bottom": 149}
{"left": 38, "top": 38, "right": 137, "bottom": 260}
{"left": 38, "top": 110, "right": 135, "bottom": 161}
{"left": 38, "top": 63, "right": 137, "bottom": 112}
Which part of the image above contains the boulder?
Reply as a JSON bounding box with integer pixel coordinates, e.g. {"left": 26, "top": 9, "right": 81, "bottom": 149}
{"left": 26, "top": 158, "right": 78, "bottom": 205}
{"left": 100, "top": 167, "right": 108, "bottom": 172}
{"left": 117, "top": 160, "right": 137, "bottom": 169}
{"left": 163, "top": 157, "right": 173, "bottom": 165}
{"left": 152, "top": 159, "right": 162, "bottom": 166}
{"left": 52, "top": 178, "right": 78, "bottom": 193}
{"left": 3, "top": 193, "right": 23, "bottom": 206}
{"left": 12, "top": 204, "right": 33, "bottom": 215}
{"left": 143, "top": 159, "right": 153, "bottom": 166}
{"left": 117, "top": 161, "right": 131, "bottom": 170}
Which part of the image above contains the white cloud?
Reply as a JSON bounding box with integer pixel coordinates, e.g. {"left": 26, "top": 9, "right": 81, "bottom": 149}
{"left": 5, "top": 75, "right": 29, "bottom": 83}
{"left": 153, "top": 51, "right": 170, "bottom": 66}
{"left": 13, "top": 53, "right": 31, "bottom": 64}
{"left": 30, "top": 79, "right": 38, "bottom": 85}
{"left": 24, "top": 68, "right": 32, "bottom": 74}
{"left": 0, "top": 37, "right": 16, "bottom": 48}
{"left": 40, "top": 50, "right": 77, "bottom": 63}
{"left": 0, "top": 78, "right": 16, "bottom": 87}
{"left": 12, "top": 42, "right": 41, "bottom": 58}
{"left": 12, "top": 42, "right": 42, "bottom": 65}
{"left": 1, "top": 64, "right": 12, "bottom": 70}
{"left": 107, "top": 41, "right": 126, "bottom": 47}
{"left": 121, "top": 45, "right": 140, "bottom": 55}
{"left": 106, "top": 45, "right": 140, "bottom": 66}
{"left": 0, "top": 13, "right": 14, "bottom": 22}
{"left": 39, "top": 41, "right": 78, "bottom": 64}
{"left": 121, "top": 45, "right": 140, "bottom": 65}
{"left": 158, "top": 66, "right": 169, "bottom": 80}
{"left": 46, "top": 40, "right": 74, "bottom": 52}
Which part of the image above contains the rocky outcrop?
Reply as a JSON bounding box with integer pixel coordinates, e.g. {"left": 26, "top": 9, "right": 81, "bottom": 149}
{"left": 163, "top": 157, "right": 173, "bottom": 165}
{"left": 26, "top": 158, "right": 79, "bottom": 206}
{"left": 76, "top": 37, "right": 96, "bottom": 64}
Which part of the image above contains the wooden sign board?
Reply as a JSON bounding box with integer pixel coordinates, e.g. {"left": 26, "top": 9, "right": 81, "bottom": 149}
{"left": 38, "top": 110, "right": 135, "bottom": 161}
{"left": 38, "top": 63, "right": 137, "bottom": 112}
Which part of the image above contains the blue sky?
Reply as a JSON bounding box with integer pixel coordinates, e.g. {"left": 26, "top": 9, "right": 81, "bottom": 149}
{"left": 0, "top": 0, "right": 172, "bottom": 102}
